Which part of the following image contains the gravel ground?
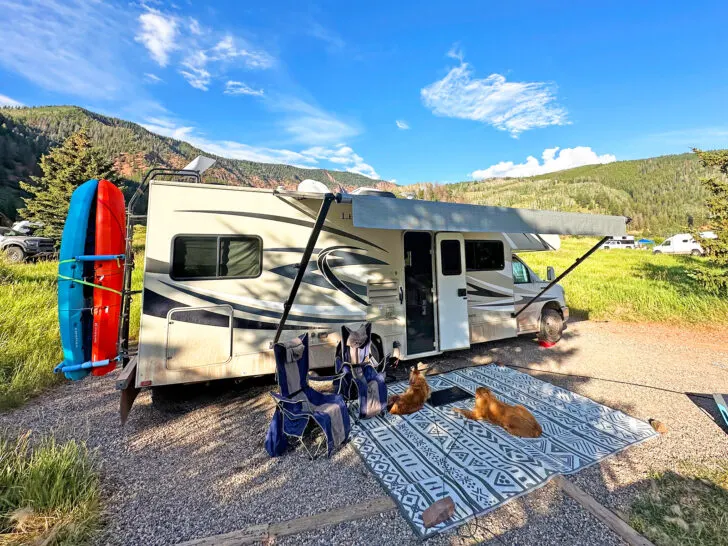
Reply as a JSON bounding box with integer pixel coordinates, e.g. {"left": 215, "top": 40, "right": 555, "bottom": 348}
{"left": 2, "top": 320, "right": 728, "bottom": 545}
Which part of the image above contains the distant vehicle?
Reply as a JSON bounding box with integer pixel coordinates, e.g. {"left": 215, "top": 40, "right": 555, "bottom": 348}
{"left": 700, "top": 230, "right": 718, "bottom": 240}
{"left": 0, "top": 227, "right": 56, "bottom": 262}
{"left": 601, "top": 235, "right": 635, "bottom": 250}
{"left": 653, "top": 233, "right": 704, "bottom": 256}
{"left": 11, "top": 220, "right": 44, "bottom": 235}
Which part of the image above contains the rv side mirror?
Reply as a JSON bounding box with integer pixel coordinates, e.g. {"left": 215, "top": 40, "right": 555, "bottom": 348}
{"left": 547, "top": 266, "right": 555, "bottom": 281}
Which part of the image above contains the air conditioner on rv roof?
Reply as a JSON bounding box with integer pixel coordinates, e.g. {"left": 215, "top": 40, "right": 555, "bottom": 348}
{"left": 297, "top": 179, "right": 331, "bottom": 193}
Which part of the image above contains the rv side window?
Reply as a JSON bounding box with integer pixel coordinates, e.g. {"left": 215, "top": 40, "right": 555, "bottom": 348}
{"left": 172, "top": 235, "right": 262, "bottom": 280}
{"left": 465, "top": 240, "right": 505, "bottom": 271}
{"left": 440, "top": 239, "right": 462, "bottom": 276}
{"left": 512, "top": 259, "right": 530, "bottom": 284}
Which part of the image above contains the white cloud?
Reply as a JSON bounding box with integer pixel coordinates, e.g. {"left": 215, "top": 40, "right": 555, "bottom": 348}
{"left": 211, "top": 35, "right": 274, "bottom": 69}
{"left": 175, "top": 35, "right": 274, "bottom": 91}
{"left": 189, "top": 17, "right": 202, "bottom": 36}
{"left": 0, "top": 0, "right": 131, "bottom": 98}
{"left": 470, "top": 146, "right": 616, "bottom": 179}
{"left": 224, "top": 81, "right": 264, "bottom": 96}
{"left": 307, "top": 22, "right": 345, "bottom": 50}
{"left": 0, "top": 93, "right": 23, "bottom": 107}
{"left": 135, "top": 9, "right": 178, "bottom": 67}
{"left": 274, "top": 97, "right": 359, "bottom": 145}
{"left": 421, "top": 53, "right": 568, "bottom": 137}
{"left": 446, "top": 43, "right": 463, "bottom": 62}
{"left": 302, "top": 144, "right": 379, "bottom": 179}
{"left": 141, "top": 119, "right": 379, "bottom": 178}
{"left": 179, "top": 50, "right": 211, "bottom": 90}
{"left": 396, "top": 120, "right": 410, "bottom": 130}
{"left": 144, "top": 73, "right": 163, "bottom": 84}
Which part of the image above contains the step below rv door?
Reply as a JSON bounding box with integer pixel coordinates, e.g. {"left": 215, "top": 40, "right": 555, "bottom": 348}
{"left": 434, "top": 233, "right": 470, "bottom": 351}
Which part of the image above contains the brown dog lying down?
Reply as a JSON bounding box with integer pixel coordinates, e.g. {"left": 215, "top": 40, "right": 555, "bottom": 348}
{"left": 388, "top": 366, "right": 431, "bottom": 415}
{"left": 454, "top": 387, "right": 542, "bottom": 438}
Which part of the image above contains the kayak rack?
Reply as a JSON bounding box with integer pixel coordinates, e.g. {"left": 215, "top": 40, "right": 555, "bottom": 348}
{"left": 116, "top": 168, "right": 202, "bottom": 366}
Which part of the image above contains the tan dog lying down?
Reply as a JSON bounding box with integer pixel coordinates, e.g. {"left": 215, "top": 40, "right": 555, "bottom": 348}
{"left": 454, "top": 387, "right": 542, "bottom": 438}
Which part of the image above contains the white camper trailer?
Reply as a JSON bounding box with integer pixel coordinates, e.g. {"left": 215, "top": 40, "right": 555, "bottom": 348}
{"left": 116, "top": 162, "right": 627, "bottom": 414}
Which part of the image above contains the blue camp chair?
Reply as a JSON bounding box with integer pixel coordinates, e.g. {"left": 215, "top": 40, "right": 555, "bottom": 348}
{"left": 266, "top": 334, "right": 351, "bottom": 459}
{"left": 334, "top": 323, "right": 389, "bottom": 419}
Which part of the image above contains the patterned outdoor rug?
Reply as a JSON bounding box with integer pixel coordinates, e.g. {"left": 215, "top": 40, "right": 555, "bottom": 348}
{"left": 350, "top": 365, "right": 658, "bottom": 538}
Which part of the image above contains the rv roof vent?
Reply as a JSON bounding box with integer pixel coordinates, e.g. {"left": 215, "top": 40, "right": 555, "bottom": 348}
{"left": 350, "top": 187, "right": 397, "bottom": 198}
{"left": 298, "top": 179, "right": 331, "bottom": 194}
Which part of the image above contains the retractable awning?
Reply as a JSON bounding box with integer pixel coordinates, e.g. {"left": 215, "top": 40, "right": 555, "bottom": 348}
{"left": 350, "top": 195, "right": 627, "bottom": 236}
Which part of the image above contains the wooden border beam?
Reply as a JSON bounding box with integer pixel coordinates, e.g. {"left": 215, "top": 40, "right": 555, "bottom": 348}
{"left": 556, "top": 477, "right": 655, "bottom": 546}
{"left": 178, "top": 496, "right": 396, "bottom": 545}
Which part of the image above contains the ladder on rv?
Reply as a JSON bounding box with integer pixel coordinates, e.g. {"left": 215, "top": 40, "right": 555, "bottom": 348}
{"left": 116, "top": 165, "right": 209, "bottom": 365}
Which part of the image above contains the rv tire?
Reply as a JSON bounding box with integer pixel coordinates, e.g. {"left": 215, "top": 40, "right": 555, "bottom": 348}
{"left": 691, "top": 249, "right": 701, "bottom": 256}
{"left": 653, "top": 250, "right": 661, "bottom": 255}
{"left": 538, "top": 308, "right": 564, "bottom": 344}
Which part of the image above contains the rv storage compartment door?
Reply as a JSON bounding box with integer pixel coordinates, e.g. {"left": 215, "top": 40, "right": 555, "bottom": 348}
{"left": 435, "top": 233, "right": 470, "bottom": 351}
{"left": 166, "top": 305, "right": 233, "bottom": 369}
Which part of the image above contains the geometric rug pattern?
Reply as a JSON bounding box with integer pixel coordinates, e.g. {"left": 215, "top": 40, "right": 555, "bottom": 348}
{"left": 350, "top": 365, "right": 658, "bottom": 538}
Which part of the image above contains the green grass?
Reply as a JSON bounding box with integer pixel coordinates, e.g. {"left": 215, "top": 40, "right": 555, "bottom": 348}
{"left": 629, "top": 462, "right": 728, "bottom": 546}
{"left": 0, "top": 227, "right": 144, "bottom": 411}
{"left": 0, "top": 258, "right": 63, "bottom": 410}
{"left": 0, "top": 432, "right": 101, "bottom": 545}
{"left": 519, "top": 238, "right": 728, "bottom": 324}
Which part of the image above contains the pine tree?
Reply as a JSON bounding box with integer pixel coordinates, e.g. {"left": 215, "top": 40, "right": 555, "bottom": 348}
{"left": 19, "top": 128, "right": 117, "bottom": 239}
{"left": 693, "top": 148, "right": 728, "bottom": 266}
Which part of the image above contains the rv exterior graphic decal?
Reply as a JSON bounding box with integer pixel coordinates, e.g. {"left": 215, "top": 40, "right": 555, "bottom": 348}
{"left": 177, "top": 209, "right": 389, "bottom": 252}
{"left": 269, "top": 246, "right": 387, "bottom": 303}
{"left": 143, "top": 289, "right": 308, "bottom": 330}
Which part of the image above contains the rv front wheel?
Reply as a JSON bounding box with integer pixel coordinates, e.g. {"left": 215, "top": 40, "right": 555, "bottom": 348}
{"left": 538, "top": 308, "right": 564, "bottom": 344}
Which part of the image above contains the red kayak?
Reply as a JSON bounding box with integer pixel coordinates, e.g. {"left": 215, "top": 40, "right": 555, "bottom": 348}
{"left": 91, "top": 179, "right": 125, "bottom": 376}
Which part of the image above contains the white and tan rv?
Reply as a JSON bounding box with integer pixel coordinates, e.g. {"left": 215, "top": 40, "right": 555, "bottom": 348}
{"left": 116, "top": 161, "right": 627, "bottom": 412}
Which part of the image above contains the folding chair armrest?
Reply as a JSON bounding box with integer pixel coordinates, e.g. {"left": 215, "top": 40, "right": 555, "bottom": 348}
{"left": 308, "top": 371, "right": 346, "bottom": 382}
{"left": 269, "top": 392, "right": 312, "bottom": 420}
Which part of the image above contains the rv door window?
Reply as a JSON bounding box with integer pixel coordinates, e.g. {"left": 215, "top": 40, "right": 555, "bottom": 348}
{"left": 512, "top": 259, "right": 531, "bottom": 284}
{"left": 440, "top": 239, "right": 462, "bottom": 276}
{"left": 465, "top": 240, "right": 505, "bottom": 271}
{"left": 172, "top": 235, "right": 262, "bottom": 280}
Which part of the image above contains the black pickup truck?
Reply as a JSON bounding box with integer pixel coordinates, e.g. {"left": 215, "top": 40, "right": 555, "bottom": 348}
{"left": 0, "top": 227, "right": 56, "bottom": 262}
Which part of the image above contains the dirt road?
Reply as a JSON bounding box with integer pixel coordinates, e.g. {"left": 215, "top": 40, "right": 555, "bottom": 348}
{"left": 3, "top": 320, "right": 727, "bottom": 545}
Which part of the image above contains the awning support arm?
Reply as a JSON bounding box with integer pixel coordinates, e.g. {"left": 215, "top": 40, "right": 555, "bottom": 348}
{"left": 513, "top": 236, "right": 610, "bottom": 319}
{"left": 273, "top": 192, "right": 339, "bottom": 345}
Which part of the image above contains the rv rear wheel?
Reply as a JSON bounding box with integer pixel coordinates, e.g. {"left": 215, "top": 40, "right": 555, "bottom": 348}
{"left": 538, "top": 308, "right": 564, "bottom": 344}
{"left": 691, "top": 249, "right": 701, "bottom": 256}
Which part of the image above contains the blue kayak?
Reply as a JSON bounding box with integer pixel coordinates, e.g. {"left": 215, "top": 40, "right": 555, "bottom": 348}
{"left": 58, "top": 179, "right": 98, "bottom": 380}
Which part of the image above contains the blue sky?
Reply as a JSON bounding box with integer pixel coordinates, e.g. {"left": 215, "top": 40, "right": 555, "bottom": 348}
{"left": 1, "top": 0, "right": 727, "bottom": 184}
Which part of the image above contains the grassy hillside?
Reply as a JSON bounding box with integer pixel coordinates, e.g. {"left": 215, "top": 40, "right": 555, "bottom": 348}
{"left": 409, "top": 153, "right": 715, "bottom": 235}
{"left": 0, "top": 105, "right": 390, "bottom": 221}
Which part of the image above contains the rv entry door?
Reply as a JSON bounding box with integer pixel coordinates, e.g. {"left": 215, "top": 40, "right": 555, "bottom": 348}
{"left": 435, "top": 233, "right": 470, "bottom": 351}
